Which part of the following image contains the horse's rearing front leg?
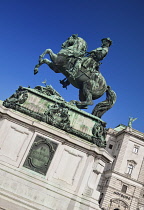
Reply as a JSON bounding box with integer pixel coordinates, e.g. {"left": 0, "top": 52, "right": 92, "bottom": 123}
{"left": 34, "top": 58, "right": 51, "bottom": 75}
{"left": 34, "top": 58, "right": 60, "bottom": 75}
{"left": 34, "top": 49, "right": 58, "bottom": 75}
{"left": 39, "top": 49, "right": 58, "bottom": 64}
{"left": 39, "top": 49, "right": 51, "bottom": 61}
{"left": 76, "top": 81, "right": 94, "bottom": 109}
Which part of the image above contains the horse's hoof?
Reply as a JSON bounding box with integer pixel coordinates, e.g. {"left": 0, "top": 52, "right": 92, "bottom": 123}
{"left": 77, "top": 104, "right": 88, "bottom": 109}
{"left": 76, "top": 102, "right": 88, "bottom": 109}
{"left": 34, "top": 68, "right": 38, "bottom": 75}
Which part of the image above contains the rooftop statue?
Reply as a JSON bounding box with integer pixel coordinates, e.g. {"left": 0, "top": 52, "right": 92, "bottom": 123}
{"left": 128, "top": 117, "right": 137, "bottom": 128}
{"left": 34, "top": 34, "right": 116, "bottom": 117}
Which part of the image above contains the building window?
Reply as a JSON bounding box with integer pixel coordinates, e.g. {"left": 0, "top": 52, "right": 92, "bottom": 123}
{"left": 126, "top": 160, "right": 137, "bottom": 176}
{"left": 109, "top": 144, "right": 113, "bottom": 149}
{"left": 127, "top": 164, "right": 134, "bottom": 175}
{"left": 121, "top": 184, "right": 127, "bottom": 193}
{"left": 133, "top": 145, "right": 139, "bottom": 154}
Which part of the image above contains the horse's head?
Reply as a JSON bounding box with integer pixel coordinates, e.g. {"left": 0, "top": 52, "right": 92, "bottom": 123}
{"left": 61, "top": 34, "right": 78, "bottom": 49}
{"left": 61, "top": 34, "right": 87, "bottom": 57}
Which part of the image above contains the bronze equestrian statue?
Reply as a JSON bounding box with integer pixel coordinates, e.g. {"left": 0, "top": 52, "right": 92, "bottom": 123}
{"left": 34, "top": 34, "right": 116, "bottom": 117}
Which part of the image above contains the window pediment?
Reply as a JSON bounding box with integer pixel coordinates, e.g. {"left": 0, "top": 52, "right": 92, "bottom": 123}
{"left": 127, "top": 160, "right": 137, "bottom": 166}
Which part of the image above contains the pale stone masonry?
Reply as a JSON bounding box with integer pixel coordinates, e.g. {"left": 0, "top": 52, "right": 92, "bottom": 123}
{"left": 0, "top": 86, "right": 112, "bottom": 210}
{"left": 99, "top": 124, "right": 144, "bottom": 210}
{"left": 2, "top": 85, "right": 144, "bottom": 210}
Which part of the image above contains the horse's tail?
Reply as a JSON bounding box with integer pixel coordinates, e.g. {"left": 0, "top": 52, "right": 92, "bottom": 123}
{"left": 92, "top": 86, "right": 117, "bottom": 118}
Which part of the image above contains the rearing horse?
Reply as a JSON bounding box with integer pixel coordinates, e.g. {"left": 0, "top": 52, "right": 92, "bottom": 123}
{"left": 34, "top": 34, "right": 111, "bottom": 109}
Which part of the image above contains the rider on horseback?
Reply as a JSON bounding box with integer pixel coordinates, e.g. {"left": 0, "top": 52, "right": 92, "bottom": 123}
{"left": 34, "top": 35, "right": 116, "bottom": 114}
{"left": 67, "top": 37, "right": 112, "bottom": 80}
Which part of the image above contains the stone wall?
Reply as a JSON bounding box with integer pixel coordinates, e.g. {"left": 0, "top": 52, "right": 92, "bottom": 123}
{"left": 0, "top": 101, "right": 112, "bottom": 210}
{"left": 99, "top": 126, "right": 144, "bottom": 210}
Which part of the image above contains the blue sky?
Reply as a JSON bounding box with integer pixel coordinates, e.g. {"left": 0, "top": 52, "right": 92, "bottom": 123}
{"left": 0, "top": 0, "right": 144, "bottom": 132}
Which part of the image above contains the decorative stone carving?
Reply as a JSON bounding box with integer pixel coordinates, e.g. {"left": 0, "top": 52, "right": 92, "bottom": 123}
{"left": 42, "top": 102, "right": 71, "bottom": 131}
{"left": 92, "top": 121, "right": 107, "bottom": 148}
{"left": 110, "top": 199, "right": 129, "bottom": 210}
{"left": 34, "top": 85, "right": 64, "bottom": 101}
{"left": 3, "top": 86, "right": 107, "bottom": 148}
{"left": 127, "top": 160, "right": 137, "bottom": 165}
{"left": 23, "top": 135, "right": 58, "bottom": 175}
{"left": 3, "top": 86, "right": 28, "bottom": 108}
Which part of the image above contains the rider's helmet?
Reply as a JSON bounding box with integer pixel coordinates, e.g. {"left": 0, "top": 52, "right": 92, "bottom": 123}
{"left": 101, "top": 38, "right": 112, "bottom": 46}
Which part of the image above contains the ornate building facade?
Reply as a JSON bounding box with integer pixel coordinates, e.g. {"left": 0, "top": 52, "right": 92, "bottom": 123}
{"left": 99, "top": 124, "right": 144, "bottom": 210}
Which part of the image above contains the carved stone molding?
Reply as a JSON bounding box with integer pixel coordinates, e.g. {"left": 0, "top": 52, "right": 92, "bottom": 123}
{"left": 127, "top": 160, "right": 137, "bottom": 165}
{"left": 110, "top": 198, "right": 129, "bottom": 209}
{"left": 92, "top": 121, "right": 107, "bottom": 148}
{"left": 3, "top": 86, "right": 28, "bottom": 108}
{"left": 43, "top": 102, "right": 71, "bottom": 131}
{"left": 34, "top": 85, "right": 64, "bottom": 100}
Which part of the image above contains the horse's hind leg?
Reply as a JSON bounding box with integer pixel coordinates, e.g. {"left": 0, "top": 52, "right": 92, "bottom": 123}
{"left": 82, "top": 82, "right": 93, "bottom": 105}
{"left": 76, "top": 81, "right": 93, "bottom": 108}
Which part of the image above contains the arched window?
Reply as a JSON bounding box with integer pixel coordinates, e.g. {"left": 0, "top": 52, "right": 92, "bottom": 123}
{"left": 110, "top": 199, "right": 129, "bottom": 210}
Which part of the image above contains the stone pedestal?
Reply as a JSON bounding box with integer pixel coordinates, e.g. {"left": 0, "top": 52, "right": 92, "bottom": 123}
{"left": 0, "top": 86, "right": 113, "bottom": 210}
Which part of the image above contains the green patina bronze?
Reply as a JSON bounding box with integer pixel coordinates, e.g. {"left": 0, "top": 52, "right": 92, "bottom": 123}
{"left": 34, "top": 34, "right": 116, "bottom": 116}
{"left": 128, "top": 117, "right": 137, "bottom": 128}
{"left": 3, "top": 85, "right": 107, "bottom": 148}
{"left": 92, "top": 86, "right": 116, "bottom": 118}
{"left": 23, "top": 135, "right": 58, "bottom": 175}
